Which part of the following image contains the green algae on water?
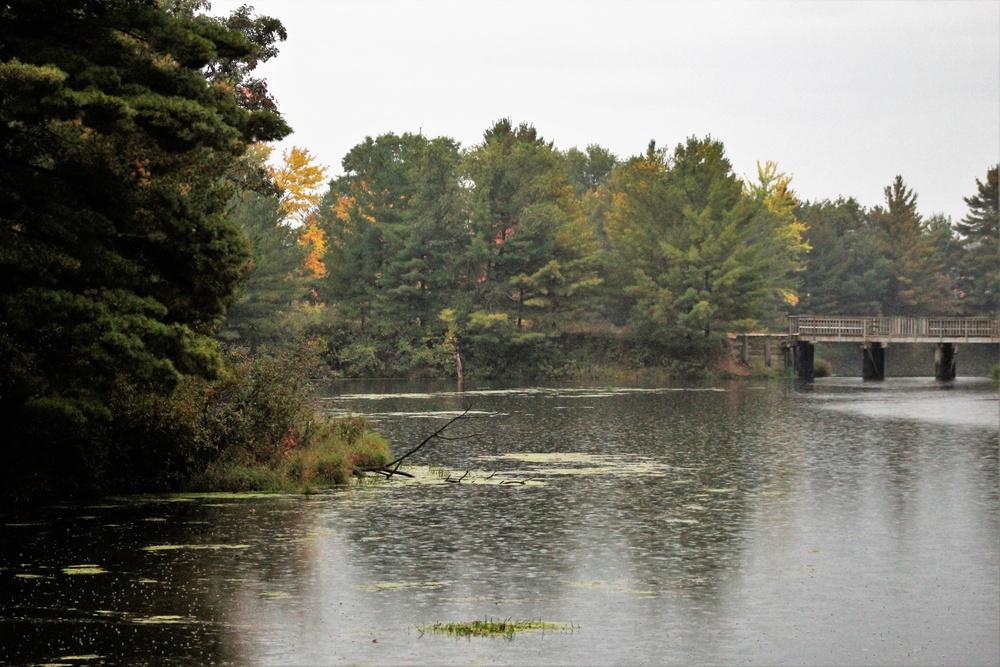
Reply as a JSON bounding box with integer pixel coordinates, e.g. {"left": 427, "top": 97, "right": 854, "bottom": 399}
{"left": 62, "top": 564, "right": 108, "bottom": 575}
{"left": 142, "top": 544, "right": 251, "bottom": 552}
{"left": 418, "top": 618, "right": 577, "bottom": 638}
{"left": 361, "top": 580, "right": 449, "bottom": 592}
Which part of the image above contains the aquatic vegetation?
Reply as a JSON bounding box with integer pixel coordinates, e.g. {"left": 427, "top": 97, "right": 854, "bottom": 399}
{"left": 333, "top": 386, "right": 726, "bottom": 402}
{"left": 361, "top": 581, "right": 449, "bottom": 592}
{"left": 364, "top": 465, "right": 543, "bottom": 486}
{"left": 61, "top": 564, "right": 108, "bottom": 575}
{"left": 142, "top": 544, "right": 250, "bottom": 552}
{"left": 478, "top": 452, "right": 688, "bottom": 478}
{"left": 257, "top": 591, "right": 293, "bottom": 599}
{"left": 51, "top": 655, "right": 103, "bottom": 664}
{"left": 418, "top": 617, "right": 577, "bottom": 638}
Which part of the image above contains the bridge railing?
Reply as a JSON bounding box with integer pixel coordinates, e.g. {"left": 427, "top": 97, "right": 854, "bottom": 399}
{"left": 789, "top": 316, "right": 999, "bottom": 340}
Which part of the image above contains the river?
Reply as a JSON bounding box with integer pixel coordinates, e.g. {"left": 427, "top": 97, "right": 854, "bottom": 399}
{"left": 2, "top": 377, "right": 998, "bottom": 666}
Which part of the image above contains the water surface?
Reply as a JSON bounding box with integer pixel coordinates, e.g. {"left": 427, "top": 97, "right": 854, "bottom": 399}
{"left": 2, "top": 378, "right": 997, "bottom": 666}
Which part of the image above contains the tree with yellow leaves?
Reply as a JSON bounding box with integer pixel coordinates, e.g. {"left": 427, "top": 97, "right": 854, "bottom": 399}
{"left": 271, "top": 146, "right": 329, "bottom": 280}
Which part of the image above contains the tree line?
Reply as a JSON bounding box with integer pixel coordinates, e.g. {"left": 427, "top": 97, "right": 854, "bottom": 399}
{"left": 224, "top": 126, "right": 998, "bottom": 379}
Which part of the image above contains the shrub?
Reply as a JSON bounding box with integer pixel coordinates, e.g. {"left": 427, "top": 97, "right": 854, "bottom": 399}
{"left": 814, "top": 358, "right": 833, "bottom": 378}
{"left": 107, "top": 345, "right": 391, "bottom": 493}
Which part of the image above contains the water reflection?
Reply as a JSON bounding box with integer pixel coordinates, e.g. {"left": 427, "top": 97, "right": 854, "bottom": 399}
{"left": 1, "top": 380, "right": 997, "bottom": 666}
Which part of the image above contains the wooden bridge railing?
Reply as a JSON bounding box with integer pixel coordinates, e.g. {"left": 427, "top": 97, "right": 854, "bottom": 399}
{"left": 789, "top": 316, "right": 1000, "bottom": 341}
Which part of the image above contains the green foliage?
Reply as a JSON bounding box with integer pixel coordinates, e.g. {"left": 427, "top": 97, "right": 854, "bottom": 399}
{"left": 464, "top": 120, "right": 602, "bottom": 332}
{"left": 795, "top": 198, "right": 893, "bottom": 314}
{"left": 419, "top": 618, "right": 576, "bottom": 639}
{"left": 299, "top": 124, "right": 983, "bottom": 380}
{"left": 0, "top": 0, "right": 290, "bottom": 499}
{"left": 218, "top": 188, "right": 308, "bottom": 348}
{"left": 955, "top": 166, "right": 999, "bottom": 316}
{"left": 603, "top": 138, "right": 808, "bottom": 360}
{"left": 813, "top": 358, "right": 833, "bottom": 378}
{"left": 108, "top": 346, "right": 391, "bottom": 494}
{"left": 869, "top": 177, "right": 952, "bottom": 315}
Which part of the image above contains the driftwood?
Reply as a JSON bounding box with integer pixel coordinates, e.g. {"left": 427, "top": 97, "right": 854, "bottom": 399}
{"left": 363, "top": 406, "right": 481, "bottom": 480}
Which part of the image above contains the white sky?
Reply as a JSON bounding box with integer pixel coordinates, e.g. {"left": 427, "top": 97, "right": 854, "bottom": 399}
{"left": 208, "top": 0, "right": 999, "bottom": 222}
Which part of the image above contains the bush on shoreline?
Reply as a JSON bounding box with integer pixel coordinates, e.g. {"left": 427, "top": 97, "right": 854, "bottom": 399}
{"left": 21, "top": 347, "right": 391, "bottom": 500}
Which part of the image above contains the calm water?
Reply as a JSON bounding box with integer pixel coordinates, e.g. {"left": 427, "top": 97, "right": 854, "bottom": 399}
{"left": 2, "top": 378, "right": 997, "bottom": 666}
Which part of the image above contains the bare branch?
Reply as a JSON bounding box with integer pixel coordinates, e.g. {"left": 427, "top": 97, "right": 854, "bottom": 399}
{"left": 384, "top": 406, "right": 473, "bottom": 471}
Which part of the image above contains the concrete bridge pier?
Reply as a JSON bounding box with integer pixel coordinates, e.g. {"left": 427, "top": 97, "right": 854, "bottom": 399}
{"left": 794, "top": 341, "right": 815, "bottom": 380}
{"left": 935, "top": 343, "right": 956, "bottom": 381}
{"left": 862, "top": 343, "right": 886, "bottom": 381}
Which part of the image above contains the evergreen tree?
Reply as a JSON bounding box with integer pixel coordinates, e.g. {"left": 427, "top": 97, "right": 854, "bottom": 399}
{"left": 316, "top": 132, "right": 471, "bottom": 375}
{"left": 0, "top": 0, "right": 290, "bottom": 494}
{"left": 869, "top": 177, "right": 951, "bottom": 315}
{"left": 955, "top": 165, "right": 999, "bottom": 315}
{"left": 218, "top": 188, "right": 306, "bottom": 348}
{"left": 795, "top": 198, "right": 892, "bottom": 315}
{"left": 604, "top": 138, "right": 808, "bottom": 357}
{"left": 463, "top": 120, "right": 601, "bottom": 332}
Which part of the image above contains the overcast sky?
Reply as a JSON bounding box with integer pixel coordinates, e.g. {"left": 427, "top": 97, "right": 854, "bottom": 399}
{"left": 208, "top": 0, "right": 999, "bottom": 222}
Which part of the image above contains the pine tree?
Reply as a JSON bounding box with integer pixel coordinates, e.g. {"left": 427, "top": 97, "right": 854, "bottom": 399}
{"left": 955, "top": 166, "right": 999, "bottom": 315}
{"left": 0, "top": 0, "right": 290, "bottom": 494}
{"left": 869, "top": 177, "right": 951, "bottom": 315}
{"left": 604, "top": 138, "right": 808, "bottom": 355}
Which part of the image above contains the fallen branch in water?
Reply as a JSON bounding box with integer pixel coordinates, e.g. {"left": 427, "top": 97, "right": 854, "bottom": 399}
{"left": 446, "top": 470, "right": 470, "bottom": 483}
{"left": 499, "top": 477, "right": 535, "bottom": 485}
{"left": 363, "top": 406, "right": 481, "bottom": 480}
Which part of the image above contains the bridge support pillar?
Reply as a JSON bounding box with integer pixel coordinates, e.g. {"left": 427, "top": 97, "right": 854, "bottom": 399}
{"left": 794, "top": 341, "right": 815, "bottom": 380}
{"left": 935, "top": 343, "right": 956, "bottom": 381}
{"left": 862, "top": 343, "right": 885, "bottom": 380}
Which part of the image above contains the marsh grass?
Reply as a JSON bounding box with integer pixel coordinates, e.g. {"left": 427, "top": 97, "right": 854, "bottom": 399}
{"left": 419, "top": 618, "right": 577, "bottom": 639}
{"left": 187, "top": 416, "right": 391, "bottom": 493}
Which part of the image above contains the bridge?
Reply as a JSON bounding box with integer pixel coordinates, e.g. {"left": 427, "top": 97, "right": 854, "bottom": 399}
{"left": 787, "top": 316, "right": 999, "bottom": 380}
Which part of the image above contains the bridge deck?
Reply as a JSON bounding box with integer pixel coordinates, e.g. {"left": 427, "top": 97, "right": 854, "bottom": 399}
{"left": 788, "top": 316, "right": 1000, "bottom": 344}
